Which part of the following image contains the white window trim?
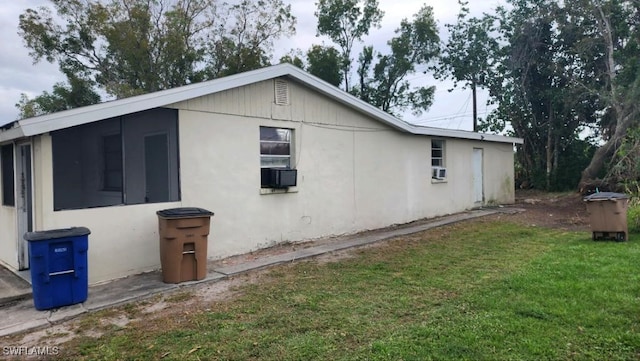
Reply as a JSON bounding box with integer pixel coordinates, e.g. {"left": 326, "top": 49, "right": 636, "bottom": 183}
{"left": 259, "top": 126, "right": 296, "bottom": 191}
{"left": 431, "top": 139, "right": 447, "bottom": 183}
{"left": 259, "top": 186, "right": 299, "bottom": 195}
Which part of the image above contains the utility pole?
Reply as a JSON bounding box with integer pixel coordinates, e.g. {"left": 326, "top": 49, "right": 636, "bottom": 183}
{"left": 472, "top": 80, "right": 478, "bottom": 132}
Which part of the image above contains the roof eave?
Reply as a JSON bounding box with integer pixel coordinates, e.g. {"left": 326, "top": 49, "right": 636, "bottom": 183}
{"left": 0, "top": 126, "right": 26, "bottom": 144}
{"left": 283, "top": 67, "right": 522, "bottom": 144}
{"left": 14, "top": 66, "right": 295, "bottom": 138}
{"left": 3, "top": 64, "right": 523, "bottom": 145}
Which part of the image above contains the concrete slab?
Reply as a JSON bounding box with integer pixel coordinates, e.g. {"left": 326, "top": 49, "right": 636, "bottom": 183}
{"left": 179, "top": 271, "right": 228, "bottom": 287}
{"left": 0, "top": 319, "right": 50, "bottom": 338}
{"left": 0, "top": 266, "right": 32, "bottom": 305}
{"left": 0, "top": 300, "right": 49, "bottom": 337}
{"left": 85, "top": 271, "right": 179, "bottom": 312}
{"left": 47, "top": 304, "right": 87, "bottom": 324}
{"left": 213, "top": 252, "right": 302, "bottom": 275}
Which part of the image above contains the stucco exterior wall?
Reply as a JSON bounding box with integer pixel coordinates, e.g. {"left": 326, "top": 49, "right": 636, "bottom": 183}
{"left": 174, "top": 78, "right": 516, "bottom": 260}
{"left": 3, "top": 77, "right": 515, "bottom": 284}
{"left": 482, "top": 142, "right": 517, "bottom": 204}
{"left": 0, "top": 205, "right": 17, "bottom": 270}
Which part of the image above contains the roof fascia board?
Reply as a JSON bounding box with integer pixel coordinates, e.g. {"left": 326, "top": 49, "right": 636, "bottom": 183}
{"left": 0, "top": 127, "right": 25, "bottom": 143}
{"left": 408, "top": 125, "right": 524, "bottom": 144}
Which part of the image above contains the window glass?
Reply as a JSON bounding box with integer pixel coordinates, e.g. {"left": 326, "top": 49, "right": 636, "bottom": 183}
{"left": 260, "top": 142, "right": 290, "bottom": 156}
{"left": 431, "top": 139, "right": 444, "bottom": 167}
{"left": 260, "top": 157, "right": 291, "bottom": 168}
{"left": 260, "top": 127, "right": 291, "bottom": 142}
{"left": 1, "top": 144, "right": 15, "bottom": 206}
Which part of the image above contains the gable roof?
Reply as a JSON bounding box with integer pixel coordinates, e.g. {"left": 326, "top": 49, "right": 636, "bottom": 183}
{"left": 0, "top": 63, "right": 523, "bottom": 144}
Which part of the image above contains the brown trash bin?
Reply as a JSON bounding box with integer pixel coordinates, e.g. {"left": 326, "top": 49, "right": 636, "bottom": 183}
{"left": 157, "top": 207, "right": 214, "bottom": 283}
{"left": 583, "top": 192, "right": 629, "bottom": 241}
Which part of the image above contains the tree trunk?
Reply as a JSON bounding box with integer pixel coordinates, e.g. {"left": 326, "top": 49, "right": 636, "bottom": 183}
{"left": 580, "top": 110, "right": 637, "bottom": 187}
{"left": 579, "top": 5, "right": 628, "bottom": 188}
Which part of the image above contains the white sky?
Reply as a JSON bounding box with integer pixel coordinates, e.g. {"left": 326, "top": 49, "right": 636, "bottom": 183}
{"left": 0, "top": 0, "right": 505, "bottom": 129}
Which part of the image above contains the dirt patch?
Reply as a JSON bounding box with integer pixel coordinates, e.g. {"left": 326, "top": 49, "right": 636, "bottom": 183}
{"left": 512, "top": 190, "right": 590, "bottom": 231}
{"left": 3, "top": 190, "right": 591, "bottom": 353}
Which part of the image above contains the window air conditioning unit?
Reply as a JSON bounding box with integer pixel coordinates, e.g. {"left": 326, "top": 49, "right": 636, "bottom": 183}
{"left": 262, "top": 168, "right": 298, "bottom": 188}
{"left": 432, "top": 166, "right": 447, "bottom": 180}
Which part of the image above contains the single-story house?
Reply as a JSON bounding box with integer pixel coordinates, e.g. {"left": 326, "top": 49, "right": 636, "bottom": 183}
{"left": 0, "top": 63, "right": 523, "bottom": 284}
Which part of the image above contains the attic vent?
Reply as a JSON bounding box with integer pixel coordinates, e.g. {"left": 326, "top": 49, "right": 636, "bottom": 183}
{"left": 274, "top": 79, "right": 290, "bottom": 105}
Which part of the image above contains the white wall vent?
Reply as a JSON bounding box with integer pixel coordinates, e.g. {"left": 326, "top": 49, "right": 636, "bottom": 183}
{"left": 274, "top": 79, "right": 290, "bottom": 105}
{"left": 432, "top": 166, "right": 447, "bottom": 180}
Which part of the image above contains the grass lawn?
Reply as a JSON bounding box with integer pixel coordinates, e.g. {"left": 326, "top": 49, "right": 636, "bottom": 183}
{"left": 59, "top": 218, "right": 640, "bottom": 360}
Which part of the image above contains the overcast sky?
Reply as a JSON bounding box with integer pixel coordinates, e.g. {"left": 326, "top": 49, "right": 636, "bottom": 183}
{"left": 0, "top": 0, "right": 504, "bottom": 129}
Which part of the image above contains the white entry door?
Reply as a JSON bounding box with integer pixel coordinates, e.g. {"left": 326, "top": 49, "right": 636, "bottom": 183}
{"left": 473, "top": 148, "right": 484, "bottom": 205}
{"left": 16, "top": 143, "right": 33, "bottom": 270}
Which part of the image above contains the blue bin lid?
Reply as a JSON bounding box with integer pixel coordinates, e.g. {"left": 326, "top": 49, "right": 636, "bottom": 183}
{"left": 583, "top": 192, "right": 629, "bottom": 201}
{"left": 156, "top": 207, "right": 214, "bottom": 219}
{"left": 24, "top": 227, "right": 91, "bottom": 242}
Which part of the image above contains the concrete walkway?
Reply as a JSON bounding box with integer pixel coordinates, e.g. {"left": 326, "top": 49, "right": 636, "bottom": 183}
{"left": 0, "top": 208, "right": 518, "bottom": 338}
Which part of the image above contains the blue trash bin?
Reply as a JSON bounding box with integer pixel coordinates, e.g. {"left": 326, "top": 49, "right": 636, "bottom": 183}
{"left": 24, "top": 227, "right": 91, "bottom": 310}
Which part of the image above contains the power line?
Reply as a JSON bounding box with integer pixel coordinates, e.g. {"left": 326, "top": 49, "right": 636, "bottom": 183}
{"left": 411, "top": 109, "right": 492, "bottom": 127}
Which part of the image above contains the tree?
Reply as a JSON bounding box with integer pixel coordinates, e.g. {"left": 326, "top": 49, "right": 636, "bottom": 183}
{"left": 204, "top": 0, "right": 296, "bottom": 77}
{"left": 306, "top": 45, "right": 343, "bottom": 87}
{"left": 16, "top": 72, "right": 101, "bottom": 118}
{"left": 354, "top": 5, "right": 439, "bottom": 117}
{"left": 279, "top": 45, "right": 343, "bottom": 86}
{"left": 471, "top": 0, "right": 607, "bottom": 190}
{"left": 430, "top": 0, "right": 638, "bottom": 190}
{"left": 576, "top": 1, "right": 640, "bottom": 188}
{"left": 279, "top": 51, "right": 305, "bottom": 69}
{"left": 19, "top": 0, "right": 296, "bottom": 101}
{"left": 436, "top": 0, "right": 499, "bottom": 131}
{"left": 315, "top": 0, "right": 383, "bottom": 91}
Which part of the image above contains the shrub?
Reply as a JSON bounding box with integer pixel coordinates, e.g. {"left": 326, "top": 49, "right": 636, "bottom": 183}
{"left": 628, "top": 197, "right": 640, "bottom": 234}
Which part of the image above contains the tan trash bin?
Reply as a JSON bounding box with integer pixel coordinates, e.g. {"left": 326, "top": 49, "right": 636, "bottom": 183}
{"left": 157, "top": 208, "right": 214, "bottom": 283}
{"left": 583, "top": 192, "right": 629, "bottom": 241}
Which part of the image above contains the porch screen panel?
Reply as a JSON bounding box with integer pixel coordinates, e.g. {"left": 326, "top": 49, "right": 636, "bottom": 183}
{"left": 52, "top": 118, "right": 122, "bottom": 210}
{"left": 1, "top": 144, "right": 15, "bottom": 206}
{"left": 52, "top": 108, "right": 179, "bottom": 211}
{"left": 122, "top": 108, "right": 179, "bottom": 205}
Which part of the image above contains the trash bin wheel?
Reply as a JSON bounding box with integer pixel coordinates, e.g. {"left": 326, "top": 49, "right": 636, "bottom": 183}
{"left": 616, "top": 232, "right": 626, "bottom": 242}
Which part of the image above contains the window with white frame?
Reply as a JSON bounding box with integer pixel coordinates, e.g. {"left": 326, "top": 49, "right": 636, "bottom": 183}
{"left": 431, "top": 139, "right": 445, "bottom": 166}
{"left": 260, "top": 126, "right": 293, "bottom": 187}
{"left": 431, "top": 139, "right": 447, "bottom": 180}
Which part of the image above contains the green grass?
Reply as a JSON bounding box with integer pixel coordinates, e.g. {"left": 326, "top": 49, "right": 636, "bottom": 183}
{"left": 59, "top": 219, "right": 640, "bottom": 360}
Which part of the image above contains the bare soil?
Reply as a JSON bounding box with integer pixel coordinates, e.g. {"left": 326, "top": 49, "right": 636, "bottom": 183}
{"left": 3, "top": 190, "right": 590, "bottom": 356}
{"left": 511, "top": 189, "right": 589, "bottom": 231}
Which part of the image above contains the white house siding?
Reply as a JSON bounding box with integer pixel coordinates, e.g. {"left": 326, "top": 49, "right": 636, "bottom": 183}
{"left": 10, "top": 76, "right": 514, "bottom": 284}
{"left": 173, "top": 77, "right": 515, "bottom": 261}
{"left": 0, "top": 205, "right": 17, "bottom": 270}
{"left": 482, "top": 143, "right": 517, "bottom": 204}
